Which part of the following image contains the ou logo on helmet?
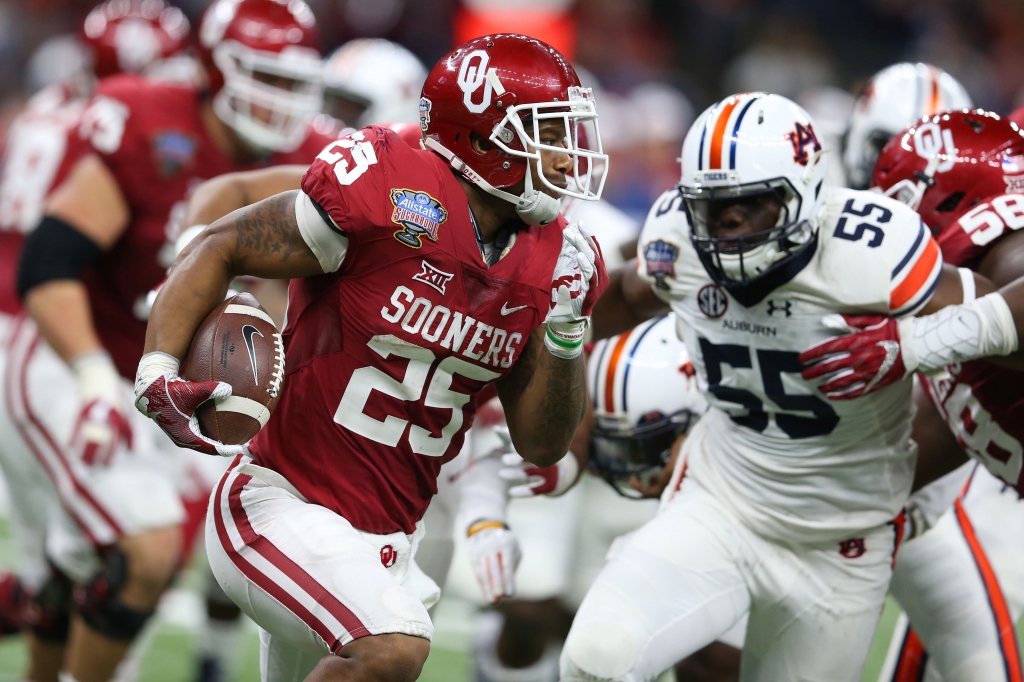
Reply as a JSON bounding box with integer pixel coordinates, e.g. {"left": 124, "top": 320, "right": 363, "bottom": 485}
{"left": 458, "top": 50, "right": 498, "bottom": 114}
{"left": 913, "top": 122, "right": 956, "bottom": 173}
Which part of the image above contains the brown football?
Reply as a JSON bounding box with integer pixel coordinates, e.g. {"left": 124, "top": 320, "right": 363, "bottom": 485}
{"left": 181, "top": 292, "right": 284, "bottom": 444}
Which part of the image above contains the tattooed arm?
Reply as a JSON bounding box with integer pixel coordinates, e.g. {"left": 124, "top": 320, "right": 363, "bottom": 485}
{"left": 144, "top": 190, "right": 322, "bottom": 359}
{"left": 496, "top": 328, "right": 588, "bottom": 467}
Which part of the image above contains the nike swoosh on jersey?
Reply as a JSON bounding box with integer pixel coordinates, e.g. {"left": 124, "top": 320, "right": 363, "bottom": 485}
{"left": 501, "top": 303, "right": 528, "bottom": 316}
{"left": 241, "top": 324, "right": 264, "bottom": 385}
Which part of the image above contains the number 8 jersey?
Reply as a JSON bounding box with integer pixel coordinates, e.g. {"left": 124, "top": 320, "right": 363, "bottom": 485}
{"left": 247, "top": 126, "right": 565, "bottom": 536}
{"left": 637, "top": 186, "right": 942, "bottom": 543}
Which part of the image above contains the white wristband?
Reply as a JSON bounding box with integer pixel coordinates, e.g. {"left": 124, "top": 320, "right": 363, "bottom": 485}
{"left": 909, "top": 292, "right": 1019, "bottom": 373}
{"left": 134, "top": 351, "right": 181, "bottom": 401}
{"left": 72, "top": 350, "right": 123, "bottom": 405}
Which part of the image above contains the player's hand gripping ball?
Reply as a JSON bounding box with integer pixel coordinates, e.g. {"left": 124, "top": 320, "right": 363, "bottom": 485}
{"left": 135, "top": 293, "right": 284, "bottom": 456}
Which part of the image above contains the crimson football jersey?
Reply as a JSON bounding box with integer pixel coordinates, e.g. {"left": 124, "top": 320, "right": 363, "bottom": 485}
{"left": 924, "top": 192, "right": 1024, "bottom": 494}
{"left": 247, "top": 126, "right": 566, "bottom": 535}
{"left": 0, "top": 83, "right": 87, "bottom": 316}
{"left": 54, "top": 74, "right": 338, "bottom": 378}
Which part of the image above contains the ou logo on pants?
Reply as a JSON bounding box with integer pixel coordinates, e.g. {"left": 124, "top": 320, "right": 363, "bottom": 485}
{"left": 458, "top": 50, "right": 497, "bottom": 114}
{"left": 380, "top": 545, "right": 397, "bottom": 568}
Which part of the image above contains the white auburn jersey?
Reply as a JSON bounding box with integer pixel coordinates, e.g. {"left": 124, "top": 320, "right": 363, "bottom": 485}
{"left": 638, "top": 185, "right": 943, "bottom": 543}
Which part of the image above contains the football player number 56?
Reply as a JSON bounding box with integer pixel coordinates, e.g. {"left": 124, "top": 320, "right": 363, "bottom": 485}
{"left": 335, "top": 335, "right": 500, "bottom": 456}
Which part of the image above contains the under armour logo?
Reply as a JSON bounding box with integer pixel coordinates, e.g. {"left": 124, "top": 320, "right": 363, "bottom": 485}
{"left": 766, "top": 300, "right": 791, "bottom": 317}
{"left": 380, "top": 545, "right": 397, "bottom": 568}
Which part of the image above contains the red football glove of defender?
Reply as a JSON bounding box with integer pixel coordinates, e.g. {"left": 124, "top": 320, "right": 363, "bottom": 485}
{"left": 799, "top": 315, "right": 911, "bottom": 399}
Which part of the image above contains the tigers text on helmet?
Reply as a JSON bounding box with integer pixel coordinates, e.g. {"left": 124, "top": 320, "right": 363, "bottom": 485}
{"left": 680, "top": 93, "right": 826, "bottom": 297}
{"left": 323, "top": 39, "right": 427, "bottom": 128}
{"left": 587, "top": 315, "right": 706, "bottom": 498}
{"left": 198, "top": 0, "right": 323, "bottom": 153}
{"left": 419, "top": 34, "right": 607, "bottom": 226}
{"left": 872, "top": 110, "right": 1024, "bottom": 235}
{"left": 844, "top": 63, "right": 972, "bottom": 190}
{"left": 81, "top": 0, "right": 190, "bottom": 78}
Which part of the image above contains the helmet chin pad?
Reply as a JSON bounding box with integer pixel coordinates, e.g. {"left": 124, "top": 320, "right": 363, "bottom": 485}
{"left": 515, "top": 188, "right": 560, "bottom": 225}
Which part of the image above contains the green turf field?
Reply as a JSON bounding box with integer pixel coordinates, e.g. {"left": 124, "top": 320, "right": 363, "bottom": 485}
{"left": 0, "top": 512, "right": 1017, "bottom": 682}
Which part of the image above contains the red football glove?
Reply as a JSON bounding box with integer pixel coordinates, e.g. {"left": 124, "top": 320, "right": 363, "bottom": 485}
{"left": 71, "top": 399, "right": 133, "bottom": 466}
{"left": 799, "top": 315, "right": 913, "bottom": 400}
{"left": 134, "top": 352, "right": 245, "bottom": 457}
{"left": 70, "top": 351, "right": 133, "bottom": 467}
{"left": 494, "top": 428, "right": 579, "bottom": 497}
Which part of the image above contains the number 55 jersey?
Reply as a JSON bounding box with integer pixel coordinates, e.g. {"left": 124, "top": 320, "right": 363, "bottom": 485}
{"left": 637, "top": 186, "right": 942, "bottom": 543}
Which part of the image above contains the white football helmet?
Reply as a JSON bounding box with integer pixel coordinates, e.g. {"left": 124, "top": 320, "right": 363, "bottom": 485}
{"left": 844, "top": 62, "right": 972, "bottom": 189}
{"left": 680, "top": 92, "right": 827, "bottom": 295}
{"left": 323, "top": 38, "right": 426, "bottom": 127}
{"left": 588, "top": 314, "right": 706, "bottom": 497}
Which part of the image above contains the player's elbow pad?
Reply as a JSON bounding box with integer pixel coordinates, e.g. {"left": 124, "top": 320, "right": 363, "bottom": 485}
{"left": 17, "top": 215, "right": 103, "bottom": 299}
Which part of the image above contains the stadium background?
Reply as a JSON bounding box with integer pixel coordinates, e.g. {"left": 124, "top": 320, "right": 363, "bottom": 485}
{"left": 0, "top": 0, "right": 1023, "bottom": 679}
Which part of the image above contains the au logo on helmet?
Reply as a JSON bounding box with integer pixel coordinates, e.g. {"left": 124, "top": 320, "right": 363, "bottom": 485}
{"left": 785, "top": 122, "right": 822, "bottom": 166}
{"left": 391, "top": 188, "right": 449, "bottom": 248}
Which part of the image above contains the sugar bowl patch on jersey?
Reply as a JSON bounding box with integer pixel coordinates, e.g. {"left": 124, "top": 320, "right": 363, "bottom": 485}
{"left": 391, "top": 188, "right": 448, "bottom": 248}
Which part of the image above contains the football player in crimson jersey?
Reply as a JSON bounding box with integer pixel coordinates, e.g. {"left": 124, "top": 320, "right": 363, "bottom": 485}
{"left": 136, "top": 33, "right": 608, "bottom": 682}
{"left": 1, "top": 0, "right": 336, "bottom": 680}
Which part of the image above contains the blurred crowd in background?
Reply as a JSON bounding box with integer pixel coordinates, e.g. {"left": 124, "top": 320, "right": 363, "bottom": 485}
{"left": 1, "top": 0, "right": 1023, "bottom": 219}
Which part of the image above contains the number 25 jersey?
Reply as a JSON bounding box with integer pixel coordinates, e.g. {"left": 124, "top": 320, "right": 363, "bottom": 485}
{"left": 637, "top": 186, "right": 942, "bottom": 543}
{"left": 247, "top": 126, "right": 565, "bottom": 535}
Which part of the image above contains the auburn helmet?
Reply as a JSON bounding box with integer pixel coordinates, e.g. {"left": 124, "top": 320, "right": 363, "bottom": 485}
{"left": 81, "top": 0, "right": 190, "bottom": 78}
{"left": 588, "top": 314, "right": 706, "bottom": 498}
{"left": 872, "top": 109, "right": 1024, "bottom": 234}
{"left": 419, "top": 34, "right": 607, "bottom": 225}
{"left": 323, "top": 39, "right": 427, "bottom": 127}
{"left": 679, "top": 93, "right": 827, "bottom": 299}
{"left": 844, "top": 63, "right": 972, "bottom": 189}
{"left": 198, "top": 0, "right": 323, "bottom": 152}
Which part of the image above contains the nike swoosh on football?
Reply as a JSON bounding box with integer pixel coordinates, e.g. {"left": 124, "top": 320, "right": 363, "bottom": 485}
{"left": 501, "top": 303, "right": 528, "bottom": 316}
{"left": 241, "top": 324, "right": 264, "bottom": 384}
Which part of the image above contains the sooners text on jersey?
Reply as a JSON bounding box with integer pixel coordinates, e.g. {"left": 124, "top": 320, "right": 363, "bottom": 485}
{"left": 248, "top": 126, "right": 566, "bottom": 535}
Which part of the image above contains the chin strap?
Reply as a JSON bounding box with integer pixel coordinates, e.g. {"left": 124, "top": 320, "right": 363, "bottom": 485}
{"left": 423, "top": 137, "right": 560, "bottom": 226}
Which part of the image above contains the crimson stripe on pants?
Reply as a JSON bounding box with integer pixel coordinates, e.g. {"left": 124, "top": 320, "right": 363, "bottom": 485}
{"left": 213, "top": 464, "right": 370, "bottom": 653}
{"left": 3, "top": 317, "right": 121, "bottom": 544}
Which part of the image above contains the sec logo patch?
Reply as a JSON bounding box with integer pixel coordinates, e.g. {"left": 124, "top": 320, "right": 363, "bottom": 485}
{"left": 697, "top": 284, "right": 728, "bottom": 318}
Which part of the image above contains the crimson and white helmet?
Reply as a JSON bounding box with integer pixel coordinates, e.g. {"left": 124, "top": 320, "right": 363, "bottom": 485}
{"left": 680, "top": 93, "right": 827, "bottom": 293}
{"left": 420, "top": 34, "right": 607, "bottom": 226}
{"left": 323, "top": 39, "right": 427, "bottom": 127}
{"left": 844, "top": 63, "right": 972, "bottom": 189}
{"left": 199, "top": 0, "right": 323, "bottom": 153}
{"left": 588, "top": 315, "right": 706, "bottom": 497}
{"left": 81, "top": 0, "right": 190, "bottom": 78}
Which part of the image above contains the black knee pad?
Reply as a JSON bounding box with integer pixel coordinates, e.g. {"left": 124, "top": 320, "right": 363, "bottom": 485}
{"left": 74, "top": 547, "right": 153, "bottom": 641}
{"left": 24, "top": 567, "right": 73, "bottom": 642}
{"left": 78, "top": 595, "right": 153, "bottom": 640}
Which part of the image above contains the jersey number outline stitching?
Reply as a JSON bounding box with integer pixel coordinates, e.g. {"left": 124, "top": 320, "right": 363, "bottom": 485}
{"left": 316, "top": 131, "right": 379, "bottom": 186}
{"left": 334, "top": 334, "right": 500, "bottom": 456}
{"left": 699, "top": 337, "right": 839, "bottom": 439}
{"left": 833, "top": 199, "right": 891, "bottom": 248}
{"left": 957, "top": 194, "right": 1024, "bottom": 247}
